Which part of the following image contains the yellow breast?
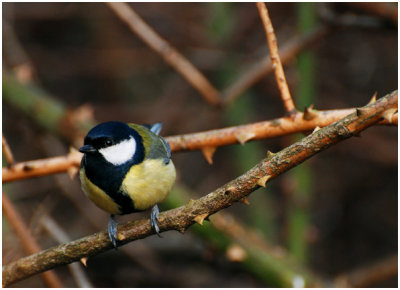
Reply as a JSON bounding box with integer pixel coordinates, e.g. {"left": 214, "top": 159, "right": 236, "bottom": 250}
{"left": 120, "top": 159, "right": 176, "bottom": 211}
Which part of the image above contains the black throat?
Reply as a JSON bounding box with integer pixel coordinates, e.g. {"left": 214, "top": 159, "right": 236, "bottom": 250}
{"left": 82, "top": 134, "right": 145, "bottom": 214}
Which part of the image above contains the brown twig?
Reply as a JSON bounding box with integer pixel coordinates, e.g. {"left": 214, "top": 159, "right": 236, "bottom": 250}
{"left": 2, "top": 193, "right": 63, "bottom": 287}
{"left": 334, "top": 255, "right": 398, "bottom": 287}
{"left": 221, "top": 27, "right": 328, "bottom": 105}
{"left": 256, "top": 2, "right": 297, "bottom": 114}
{"left": 40, "top": 215, "right": 93, "bottom": 288}
{"left": 2, "top": 90, "right": 397, "bottom": 287}
{"left": 2, "top": 134, "right": 15, "bottom": 165}
{"left": 2, "top": 104, "right": 397, "bottom": 183}
{"left": 106, "top": 2, "right": 220, "bottom": 107}
{"left": 346, "top": 2, "right": 398, "bottom": 24}
{"left": 2, "top": 147, "right": 81, "bottom": 183}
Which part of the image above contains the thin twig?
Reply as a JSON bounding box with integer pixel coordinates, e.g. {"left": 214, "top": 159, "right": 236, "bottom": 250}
{"left": 106, "top": 2, "right": 220, "bottom": 107}
{"left": 2, "top": 134, "right": 15, "bottom": 165}
{"left": 2, "top": 104, "right": 397, "bottom": 183}
{"left": 256, "top": 2, "right": 297, "bottom": 114}
{"left": 221, "top": 27, "right": 328, "bottom": 105}
{"left": 40, "top": 216, "right": 93, "bottom": 288}
{"left": 2, "top": 193, "right": 63, "bottom": 287}
{"left": 346, "top": 2, "right": 397, "bottom": 24}
{"left": 2, "top": 90, "right": 397, "bottom": 287}
{"left": 334, "top": 255, "right": 398, "bottom": 287}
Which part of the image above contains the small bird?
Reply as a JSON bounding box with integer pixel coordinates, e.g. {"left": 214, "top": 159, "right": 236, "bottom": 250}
{"left": 79, "top": 121, "right": 176, "bottom": 247}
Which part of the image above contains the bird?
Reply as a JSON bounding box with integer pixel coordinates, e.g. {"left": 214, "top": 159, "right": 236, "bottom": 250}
{"left": 78, "top": 121, "right": 176, "bottom": 247}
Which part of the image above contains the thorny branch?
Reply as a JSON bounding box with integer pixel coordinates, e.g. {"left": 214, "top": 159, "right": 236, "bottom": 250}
{"left": 2, "top": 102, "right": 397, "bottom": 183}
{"left": 2, "top": 90, "right": 397, "bottom": 287}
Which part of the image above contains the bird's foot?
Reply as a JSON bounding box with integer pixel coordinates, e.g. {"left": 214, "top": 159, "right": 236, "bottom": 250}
{"left": 150, "top": 204, "right": 162, "bottom": 238}
{"left": 108, "top": 214, "right": 119, "bottom": 248}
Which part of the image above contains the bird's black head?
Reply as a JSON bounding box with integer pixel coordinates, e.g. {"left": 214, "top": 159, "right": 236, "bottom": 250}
{"left": 79, "top": 121, "right": 144, "bottom": 166}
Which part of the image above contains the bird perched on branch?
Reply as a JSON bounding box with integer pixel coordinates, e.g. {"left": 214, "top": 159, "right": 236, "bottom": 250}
{"left": 79, "top": 121, "right": 176, "bottom": 247}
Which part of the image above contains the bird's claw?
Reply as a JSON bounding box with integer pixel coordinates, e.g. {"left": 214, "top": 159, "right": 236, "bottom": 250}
{"left": 150, "top": 204, "right": 162, "bottom": 238}
{"left": 108, "top": 214, "right": 119, "bottom": 248}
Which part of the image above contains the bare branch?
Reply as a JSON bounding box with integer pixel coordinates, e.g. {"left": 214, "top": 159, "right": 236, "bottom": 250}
{"left": 106, "top": 2, "right": 220, "bottom": 107}
{"left": 221, "top": 27, "right": 328, "bottom": 105}
{"left": 2, "top": 134, "right": 15, "bottom": 165}
{"left": 3, "top": 90, "right": 397, "bottom": 287}
{"left": 334, "top": 255, "right": 398, "bottom": 287}
{"left": 2, "top": 193, "right": 63, "bottom": 287}
{"left": 256, "top": 2, "right": 297, "bottom": 114}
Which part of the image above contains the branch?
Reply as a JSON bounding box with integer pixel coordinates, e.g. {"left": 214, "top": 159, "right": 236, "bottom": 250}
{"left": 3, "top": 90, "right": 397, "bottom": 287}
{"left": 2, "top": 134, "right": 15, "bottom": 165}
{"left": 334, "top": 255, "right": 398, "bottom": 287}
{"left": 2, "top": 193, "right": 63, "bottom": 287}
{"left": 3, "top": 101, "right": 397, "bottom": 183}
{"left": 256, "top": 2, "right": 297, "bottom": 114}
{"left": 106, "top": 2, "right": 220, "bottom": 107}
{"left": 221, "top": 26, "right": 328, "bottom": 105}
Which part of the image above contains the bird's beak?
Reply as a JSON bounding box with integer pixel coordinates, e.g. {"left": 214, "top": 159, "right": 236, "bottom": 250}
{"left": 79, "top": 144, "right": 97, "bottom": 154}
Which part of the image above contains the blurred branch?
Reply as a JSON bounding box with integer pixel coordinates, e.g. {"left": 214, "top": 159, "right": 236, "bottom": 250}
{"left": 334, "top": 255, "right": 398, "bottom": 287}
{"left": 40, "top": 215, "right": 93, "bottom": 288}
{"left": 256, "top": 2, "right": 296, "bottom": 114}
{"left": 2, "top": 72, "right": 96, "bottom": 146}
{"left": 3, "top": 95, "right": 397, "bottom": 183}
{"left": 346, "top": 2, "right": 398, "bottom": 24}
{"left": 221, "top": 26, "right": 328, "bottom": 105}
{"left": 165, "top": 184, "right": 324, "bottom": 287}
{"left": 2, "top": 193, "right": 63, "bottom": 287}
{"left": 106, "top": 2, "right": 221, "bottom": 107}
{"left": 2, "top": 90, "right": 397, "bottom": 286}
{"left": 2, "top": 134, "right": 15, "bottom": 165}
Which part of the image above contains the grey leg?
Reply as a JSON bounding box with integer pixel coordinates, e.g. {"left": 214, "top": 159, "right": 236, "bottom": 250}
{"left": 108, "top": 214, "right": 119, "bottom": 248}
{"left": 150, "top": 204, "right": 162, "bottom": 237}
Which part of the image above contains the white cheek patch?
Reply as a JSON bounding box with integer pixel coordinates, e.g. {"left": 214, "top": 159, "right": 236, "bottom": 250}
{"left": 99, "top": 137, "right": 136, "bottom": 166}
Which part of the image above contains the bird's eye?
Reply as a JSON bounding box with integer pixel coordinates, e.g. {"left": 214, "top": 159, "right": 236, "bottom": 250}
{"left": 105, "top": 139, "right": 113, "bottom": 146}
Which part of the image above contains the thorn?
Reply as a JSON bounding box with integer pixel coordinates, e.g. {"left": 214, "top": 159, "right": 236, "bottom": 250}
{"left": 80, "top": 257, "right": 88, "bottom": 267}
{"left": 193, "top": 213, "right": 208, "bottom": 226}
{"left": 303, "top": 105, "right": 318, "bottom": 121}
{"left": 368, "top": 92, "right": 377, "bottom": 105}
{"left": 355, "top": 108, "right": 369, "bottom": 117}
{"left": 266, "top": 150, "right": 276, "bottom": 159}
{"left": 236, "top": 131, "right": 256, "bottom": 145}
{"left": 178, "top": 227, "right": 187, "bottom": 234}
{"left": 226, "top": 244, "right": 247, "bottom": 262}
{"left": 257, "top": 175, "right": 271, "bottom": 188}
{"left": 382, "top": 108, "right": 398, "bottom": 123}
{"left": 312, "top": 126, "right": 321, "bottom": 133}
{"left": 201, "top": 146, "right": 217, "bottom": 165}
{"left": 239, "top": 197, "right": 250, "bottom": 205}
{"left": 187, "top": 199, "right": 195, "bottom": 208}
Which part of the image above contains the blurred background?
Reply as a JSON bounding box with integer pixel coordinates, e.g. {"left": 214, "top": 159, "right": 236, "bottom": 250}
{"left": 2, "top": 2, "right": 398, "bottom": 287}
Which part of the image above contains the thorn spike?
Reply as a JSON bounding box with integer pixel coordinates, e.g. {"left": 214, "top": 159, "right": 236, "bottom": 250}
{"left": 239, "top": 197, "right": 250, "bottom": 205}
{"left": 236, "top": 132, "right": 256, "bottom": 145}
{"left": 312, "top": 126, "right": 321, "bottom": 133}
{"left": 257, "top": 175, "right": 271, "bottom": 188}
{"left": 80, "top": 257, "right": 88, "bottom": 267}
{"left": 201, "top": 146, "right": 217, "bottom": 165}
{"left": 368, "top": 92, "right": 377, "bottom": 105}
{"left": 193, "top": 213, "right": 209, "bottom": 226}
{"left": 382, "top": 108, "right": 398, "bottom": 123}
